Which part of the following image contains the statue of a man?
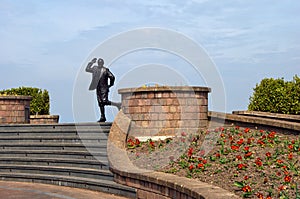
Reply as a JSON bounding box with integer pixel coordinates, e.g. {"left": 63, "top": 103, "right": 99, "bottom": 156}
{"left": 86, "top": 58, "right": 121, "bottom": 122}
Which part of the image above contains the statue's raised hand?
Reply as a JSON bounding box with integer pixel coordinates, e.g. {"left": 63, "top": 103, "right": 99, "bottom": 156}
{"left": 91, "top": 58, "right": 97, "bottom": 63}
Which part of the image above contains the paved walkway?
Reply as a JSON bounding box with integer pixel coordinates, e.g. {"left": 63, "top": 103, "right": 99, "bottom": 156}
{"left": 0, "top": 181, "right": 130, "bottom": 199}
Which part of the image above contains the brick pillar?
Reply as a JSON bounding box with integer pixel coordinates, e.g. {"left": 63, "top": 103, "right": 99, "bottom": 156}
{"left": 118, "top": 86, "right": 210, "bottom": 138}
{"left": 0, "top": 95, "right": 32, "bottom": 124}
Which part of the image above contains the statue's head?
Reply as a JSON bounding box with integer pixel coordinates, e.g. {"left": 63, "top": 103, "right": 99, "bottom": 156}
{"left": 97, "top": 58, "right": 104, "bottom": 67}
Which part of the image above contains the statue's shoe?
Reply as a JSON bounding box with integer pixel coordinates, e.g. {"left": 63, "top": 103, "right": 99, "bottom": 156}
{"left": 97, "top": 117, "right": 106, "bottom": 122}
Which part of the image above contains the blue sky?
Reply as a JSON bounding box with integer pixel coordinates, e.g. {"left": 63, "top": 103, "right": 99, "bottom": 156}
{"left": 0, "top": 0, "right": 299, "bottom": 122}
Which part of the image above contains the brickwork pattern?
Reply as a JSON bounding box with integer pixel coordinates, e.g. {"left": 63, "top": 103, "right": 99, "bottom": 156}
{"left": 30, "top": 115, "right": 59, "bottom": 124}
{"left": 119, "top": 87, "right": 210, "bottom": 137}
{"left": 0, "top": 96, "right": 31, "bottom": 124}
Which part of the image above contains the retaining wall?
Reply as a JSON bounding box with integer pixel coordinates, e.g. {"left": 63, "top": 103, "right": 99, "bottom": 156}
{"left": 208, "top": 111, "right": 300, "bottom": 134}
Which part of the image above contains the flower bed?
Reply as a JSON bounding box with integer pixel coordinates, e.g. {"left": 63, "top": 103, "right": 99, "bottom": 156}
{"left": 127, "top": 127, "right": 300, "bottom": 199}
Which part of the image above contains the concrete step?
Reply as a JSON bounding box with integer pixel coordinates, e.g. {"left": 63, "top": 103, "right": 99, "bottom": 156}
{"left": 0, "top": 122, "right": 112, "bottom": 131}
{"left": 0, "top": 142, "right": 107, "bottom": 151}
{"left": 0, "top": 150, "right": 107, "bottom": 160}
{"left": 0, "top": 135, "right": 108, "bottom": 143}
{"left": 0, "top": 164, "right": 114, "bottom": 181}
{"left": 0, "top": 172, "right": 136, "bottom": 198}
{"left": 0, "top": 157, "right": 109, "bottom": 169}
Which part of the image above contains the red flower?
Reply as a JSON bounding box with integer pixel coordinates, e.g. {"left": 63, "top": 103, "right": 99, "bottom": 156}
{"left": 288, "top": 152, "right": 293, "bottom": 160}
{"left": 288, "top": 144, "right": 294, "bottom": 151}
{"left": 244, "top": 146, "right": 250, "bottom": 151}
{"left": 135, "top": 138, "right": 140, "bottom": 145}
{"left": 257, "top": 139, "right": 265, "bottom": 146}
{"left": 237, "top": 163, "right": 247, "bottom": 170}
{"left": 149, "top": 141, "right": 155, "bottom": 148}
{"left": 276, "top": 159, "right": 283, "bottom": 164}
{"left": 181, "top": 132, "right": 187, "bottom": 136}
{"left": 127, "top": 139, "right": 135, "bottom": 147}
{"left": 237, "top": 139, "right": 244, "bottom": 145}
{"left": 242, "top": 185, "right": 251, "bottom": 192}
{"left": 267, "top": 131, "right": 276, "bottom": 139}
{"left": 266, "top": 196, "right": 272, "bottom": 199}
{"left": 255, "top": 158, "right": 262, "bottom": 167}
{"left": 244, "top": 128, "right": 250, "bottom": 133}
{"left": 220, "top": 133, "right": 225, "bottom": 138}
{"left": 244, "top": 152, "right": 252, "bottom": 158}
{"left": 235, "top": 126, "right": 240, "bottom": 130}
{"left": 187, "top": 148, "right": 193, "bottom": 157}
{"left": 189, "top": 164, "right": 194, "bottom": 170}
{"left": 256, "top": 192, "right": 263, "bottom": 199}
{"left": 278, "top": 185, "right": 286, "bottom": 191}
{"left": 259, "top": 129, "right": 264, "bottom": 133}
{"left": 284, "top": 175, "right": 291, "bottom": 183}
{"left": 291, "top": 139, "right": 295, "bottom": 144}
{"left": 247, "top": 138, "right": 254, "bottom": 144}
{"left": 197, "top": 163, "right": 204, "bottom": 169}
{"left": 236, "top": 155, "right": 242, "bottom": 161}
{"left": 244, "top": 176, "right": 249, "bottom": 180}
{"left": 276, "top": 171, "right": 281, "bottom": 176}
{"left": 231, "top": 145, "right": 240, "bottom": 151}
{"left": 202, "top": 159, "right": 207, "bottom": 164}
{"left": 265, "top": 152, "right": 271, "bottom": 158}
{"left": 268, "top": 139, "right": 274, "bottom": 144}
{"left": 215, "top": 153, "right": 221, "bottom": 158}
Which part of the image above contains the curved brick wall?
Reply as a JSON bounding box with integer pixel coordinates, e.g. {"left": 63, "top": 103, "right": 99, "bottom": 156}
{"left": 0, "top": 95, "right": 32, "bottom": 124}
{"left": 118, "top": 86, "right": 211, "bottom": 138}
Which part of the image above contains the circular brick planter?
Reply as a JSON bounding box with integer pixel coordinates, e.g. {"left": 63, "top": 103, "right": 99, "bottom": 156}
{"left": 119, "top": 86, "right": 211, "bottom": 138}
{"left": 0, "top": 95, "right": 32, "bottom": 124}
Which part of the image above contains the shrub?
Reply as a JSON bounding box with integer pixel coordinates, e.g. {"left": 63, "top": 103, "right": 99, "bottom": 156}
{"left": 0, "top": 87, "right": 50, "bottom": 115}
{"left": 248, "top": 75, "right": 300, "bottom": 114}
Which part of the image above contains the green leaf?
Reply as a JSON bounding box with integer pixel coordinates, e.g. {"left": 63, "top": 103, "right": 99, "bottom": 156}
{"left": 233, "top": 181, "right": 244, "bottom": 188}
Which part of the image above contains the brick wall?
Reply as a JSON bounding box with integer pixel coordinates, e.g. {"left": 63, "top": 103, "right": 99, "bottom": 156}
{"left": 0, "top": 96, "right": 32, "bottom": 124}
{"left": 30, "top": 115, "right": 59, "bottom": 124}
{"left": 118, "top": 86, "right": 211, "bottom": 137}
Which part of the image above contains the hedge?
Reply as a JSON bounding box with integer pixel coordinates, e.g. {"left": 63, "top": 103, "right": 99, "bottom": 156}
{"left": 0, "top": 87, "right": 50, "bottom": 115}
{"left": 248, "top": 75, "right": 300, "bottom": 114}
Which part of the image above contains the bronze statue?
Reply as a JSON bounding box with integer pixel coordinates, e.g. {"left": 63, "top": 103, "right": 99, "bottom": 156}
{"left": 86, "top": 58, "right": 121, "bottom": 122}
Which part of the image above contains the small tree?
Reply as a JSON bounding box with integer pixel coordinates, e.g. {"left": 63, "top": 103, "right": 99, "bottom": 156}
{"left": 0, "top": 87, "right": 50, "bottom": 115}
{"left": 248, "top": 75, "right": 300, "bottom": 114}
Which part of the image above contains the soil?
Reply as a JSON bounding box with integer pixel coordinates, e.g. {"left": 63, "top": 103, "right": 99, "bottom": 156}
{"left": 126, "top": 127, "right": 300, "bottom": 199}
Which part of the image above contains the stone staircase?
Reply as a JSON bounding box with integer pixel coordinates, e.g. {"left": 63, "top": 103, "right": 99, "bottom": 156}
{"left": 0, "top": 123, "right": 136, "bottom": 198}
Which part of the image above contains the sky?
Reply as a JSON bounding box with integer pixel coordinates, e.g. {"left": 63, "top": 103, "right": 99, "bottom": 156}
{"left": 0, "top": 0, "right": 299, "bottom": 123}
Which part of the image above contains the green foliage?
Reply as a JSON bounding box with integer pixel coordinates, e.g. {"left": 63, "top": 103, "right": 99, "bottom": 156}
{"left": 248, "top": 75, "right": 300, "bottom": 114}
{"left": 0, "top": 87, "right": 50, "bottom": 115}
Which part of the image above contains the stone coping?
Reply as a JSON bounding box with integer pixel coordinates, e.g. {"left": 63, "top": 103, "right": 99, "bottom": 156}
{"left": 232, "top": 110, "right": 300, "bottom": 122}
{"left": 209, "top": 111, "right": 300, "bottom": 132}
{"left": 107, "top": 110, "right": 240, "bottom": 199}
{"left": 118, "top": 86, "right": 211, "bottom": 94}
{"left": 0, "top": 95, "right": 32, "bottom": 100}
{"left": 30, "top": 115, "right": 59, "bottom": 119}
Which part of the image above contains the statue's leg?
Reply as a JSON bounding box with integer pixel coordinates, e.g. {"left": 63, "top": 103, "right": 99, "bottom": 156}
{"left": 103, "top": 90, "right": 122, "bottom": 110}
{"left": 97, "top": 89, "right": 106, "bottom": 122}
{"left": 98, "top": 105, "right": 106, "bottom": 122}
{"left": 108, "top": 101, "right": 122, "bottom": 110}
